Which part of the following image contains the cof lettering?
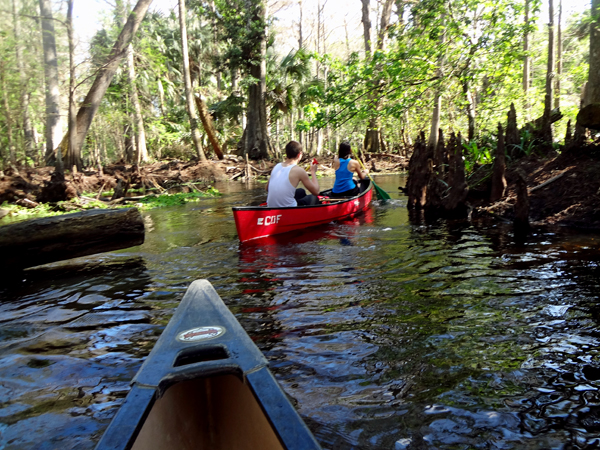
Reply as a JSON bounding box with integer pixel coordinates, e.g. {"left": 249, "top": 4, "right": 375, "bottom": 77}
{"left": 257, "top": 215, "right": 282, "bottom": 226}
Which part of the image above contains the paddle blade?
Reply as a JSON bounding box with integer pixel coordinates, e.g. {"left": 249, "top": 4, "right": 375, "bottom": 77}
{"left": 372, "top": 180, "right": 391, "bottom": 200}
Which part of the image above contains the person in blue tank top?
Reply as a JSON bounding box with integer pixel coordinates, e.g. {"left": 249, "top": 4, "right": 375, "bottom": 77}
{"left": 331, "top": 142, "right": 368, "bottom": 198}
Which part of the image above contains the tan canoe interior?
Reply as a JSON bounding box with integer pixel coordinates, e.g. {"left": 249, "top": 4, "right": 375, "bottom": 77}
{"left": 131, "top": 374, "right": 285, "bottom": 450}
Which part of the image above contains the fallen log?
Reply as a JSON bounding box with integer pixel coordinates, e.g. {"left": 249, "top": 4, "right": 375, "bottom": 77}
{"left": 0, "top": 208, "right": 145, "bottom": 271}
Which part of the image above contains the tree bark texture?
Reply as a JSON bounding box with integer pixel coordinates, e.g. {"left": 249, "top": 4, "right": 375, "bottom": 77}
{"left": 127, "top": 40, "right": 148, "bottom": 164}
{"left": 424, "top": 130, "right": 446, "bottom": 215}
{"left": 66, "top": 0, "right": 79, "bottom": 172}
{"left": 363, "top": 0, "right": 394, "bottom": 153}
{"left": 242, "top": 0, "right": 271, "bottom": 160}
{"left": 0, "top": 208, "right": 145, "bottom": 271}
{"left": 491, "top": 123, "right": 507, "bottom": 202}
{"left": 576, "top": 103, "right": 600, "bottom": 130}
{"left": 587, "top": 0, "right": 600, "bottom": 105}
{"left": 39, "top": 0, "right": 63, "bottom": 162}
{"left": 462, "top": 79, "right": 476, "bottom": 142}
{"left": 298, "top": 0, "right": 303, "bottom": 49}
{"left": 428, "top": 17, "right": 445, "bottom": 149}
{"left": 361, "top": 0, "right": 372, "bottom": 53}
{"left": 194, "top": 94, "right": 224, "bottom": 159}
{"left": 179, "top": 0, "right": 206, "bottom": 161}
{"left": 433, "top": 128, "right": 445, "bottom": 177}
{"left": 505, "top": 103, "right": 519, "bottom": 158}
{"left": 444, "top": 132, "right": 468, "bottom": 214}
{"left": 65, "top": 0, "right": 153, "bottom": 164}
{"left": 406, "top": 132, "right": 431, "bottom": 209}
{"left": 523, "top": 0, "right": 530, "bottom": 95}
{"left": 541, "top": 0, "right": 555, "bottom": 143}
{"left": 554, "top": 0, "right": 562, "bottom": 109}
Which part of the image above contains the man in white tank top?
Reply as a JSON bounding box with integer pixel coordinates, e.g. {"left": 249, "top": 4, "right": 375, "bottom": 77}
{"left": 266, "top": 141, "right": 320, "bottom": 207}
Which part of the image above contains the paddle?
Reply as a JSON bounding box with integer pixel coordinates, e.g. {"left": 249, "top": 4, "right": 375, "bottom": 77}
{"left": 354, "top": 152, "right": 391, "bottom": 200}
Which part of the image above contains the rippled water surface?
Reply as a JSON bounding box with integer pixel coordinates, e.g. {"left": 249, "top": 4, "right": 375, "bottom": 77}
{"left": 2, "top": 174, "right": 600, "bottom": 449}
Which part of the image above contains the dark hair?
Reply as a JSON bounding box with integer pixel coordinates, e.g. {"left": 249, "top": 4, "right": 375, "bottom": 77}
{"left": 338, "top": 142, "right": 352, "bottom": 159}
{"left": 285, "top": 141, "right": 303, "bottom": 159}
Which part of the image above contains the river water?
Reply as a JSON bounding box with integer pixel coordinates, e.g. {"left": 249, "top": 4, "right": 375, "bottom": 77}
{"left": 2, "top": 174, "right": 600, "bottom": 449}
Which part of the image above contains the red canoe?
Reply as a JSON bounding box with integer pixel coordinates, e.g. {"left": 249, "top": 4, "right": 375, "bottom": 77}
{"left": 233, "top": 179, "right": 374, "bottom": 242}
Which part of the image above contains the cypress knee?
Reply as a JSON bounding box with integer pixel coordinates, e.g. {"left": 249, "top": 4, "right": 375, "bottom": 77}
{"left": 491, "top": 123, "right": 507, "bottom": 202}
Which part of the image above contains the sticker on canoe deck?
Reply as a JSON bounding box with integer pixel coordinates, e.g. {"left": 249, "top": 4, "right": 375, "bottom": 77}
{"left": 177, "top": 326, "right": 225, "bottom": 342}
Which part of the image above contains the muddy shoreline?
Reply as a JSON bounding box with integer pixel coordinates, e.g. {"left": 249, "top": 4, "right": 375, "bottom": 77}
{"left": 2, "top": 147, "right": 600, "bottom": 232}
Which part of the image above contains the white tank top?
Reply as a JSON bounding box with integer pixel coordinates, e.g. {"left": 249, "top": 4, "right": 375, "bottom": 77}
{"left": 267, "top": 163, "right": 297, "bottom": 207}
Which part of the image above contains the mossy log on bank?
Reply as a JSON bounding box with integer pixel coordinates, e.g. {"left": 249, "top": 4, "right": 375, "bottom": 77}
{"left": 0, "top": 208, "right": 145, "bottom": 271}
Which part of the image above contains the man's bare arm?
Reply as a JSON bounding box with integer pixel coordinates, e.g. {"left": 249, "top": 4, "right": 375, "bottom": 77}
{"left": 296, "top": 166, "right": 320, "bottom": 196}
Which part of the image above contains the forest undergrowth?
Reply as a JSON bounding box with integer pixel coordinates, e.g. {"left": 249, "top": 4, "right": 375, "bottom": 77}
{"left": 2, "top": 141, "right": 600, "bottom": 232}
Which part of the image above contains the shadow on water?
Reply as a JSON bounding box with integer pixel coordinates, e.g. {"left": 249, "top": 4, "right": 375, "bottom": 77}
{"left": 3, "top": 175, "right": 600, "bottom": 449}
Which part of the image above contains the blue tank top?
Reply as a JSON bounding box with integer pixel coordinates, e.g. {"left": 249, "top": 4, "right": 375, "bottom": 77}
{"left": 333, "top": 158, "right": 355, "bottom": 193}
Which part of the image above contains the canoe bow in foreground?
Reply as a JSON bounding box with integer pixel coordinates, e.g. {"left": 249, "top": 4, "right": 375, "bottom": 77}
{"left": 95, "top": 280, "right": 321, "bottom": 450}
{"left": 233, "top": 179, "right": 373, "bottom": 242}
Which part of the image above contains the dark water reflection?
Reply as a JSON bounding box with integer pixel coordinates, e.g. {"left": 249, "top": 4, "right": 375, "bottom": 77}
{"left": 2, "top": 174, "right": 600, "bottom": 449}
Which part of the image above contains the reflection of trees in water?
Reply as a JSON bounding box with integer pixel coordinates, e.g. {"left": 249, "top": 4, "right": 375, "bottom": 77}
{"left": 430, "top": 222, "right": 600, "bottom": 448}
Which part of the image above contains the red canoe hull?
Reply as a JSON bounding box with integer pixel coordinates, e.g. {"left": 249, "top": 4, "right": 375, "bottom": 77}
{"left": 233, "top": 181, "right": 374, "bottom": 242}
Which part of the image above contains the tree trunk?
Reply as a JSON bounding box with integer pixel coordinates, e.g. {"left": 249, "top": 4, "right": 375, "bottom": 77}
{"left": 119, "top": 0, "right": 147, "bottom": 165}
{"left": 298, "top": 0, "right": 303, "bottom": 48}
{"left": 491, "top": 123, "right": 507, "bottom": 202}
{"left": 0, "top": 208, "right": 145, "bottom": 271}
{"left": 361, "top": 0, "right": 372, "bottom": 54}
{"left": 64, "top": 0, "right": 153, "bottom": 164}
{"left": 0, "top": 60, "right": 16, "bottom": 165}
{"left": 178, "top": 0, "right": 206, "bottom": 161}
{"left": 194, "top": 94, "right": 224, "bottom": 159}
{"left": 428, "top": 16, "right": 445, "bottom": 149}
{"left": 242, "top": 0, "right": 271, "bottom": 160}
{"left": 462, "top": 79, "right": 476, "bottom": 142}
{"left": 444, "top": 133, "right": 468, "bottom": 214}
{"left": 66, "top": 0, "right": 79, "bottom": 172}
{"left": 12, "top": 0, "right": 35, "bottom": 161}
{"left": 587, "top": 0, "right": 600, "bottom": 105}
{"left": 363, "top": 0, "right": 393, "bottom": 153}
{"left": 541, "top": 0, "right": 555, "bottom": 143}
{"left": 523, "top": 0, "right": 530, "bottom": 113}
{"left": 554, "top": 0, "right": 562, "bottom": 109}
{"left": 127, "top": 45, "right": 148, "bottom": 164}
{"left": 39, "top": 0, "right": 62, "bottom": 163}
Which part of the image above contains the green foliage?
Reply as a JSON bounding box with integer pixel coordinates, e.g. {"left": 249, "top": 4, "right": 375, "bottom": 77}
{"left": 0, "top": 188, "right": 220, "bottom": 223}
{"left": 463, "top": 141, "right": 493, "bottom": 174}
{"left": 134, "top": 189, "right": 220, "bottom": 209}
